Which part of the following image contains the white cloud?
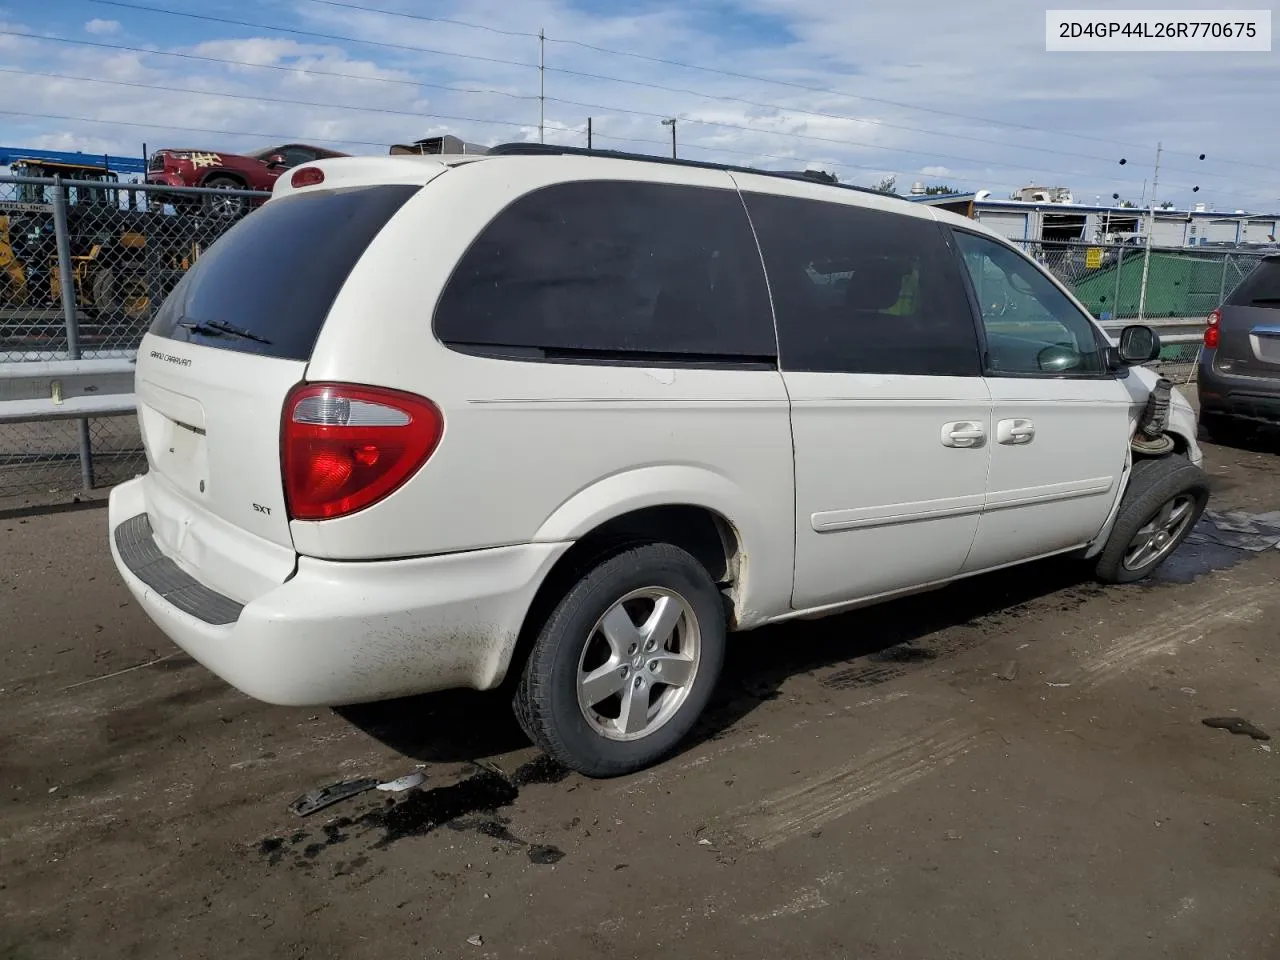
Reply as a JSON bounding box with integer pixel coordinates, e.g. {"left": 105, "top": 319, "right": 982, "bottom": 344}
{"left": 84, "top": 19, "right": 121, "bottom": 35}
{"left": 0, "top": 0, "right": 1271, "bottom": 212}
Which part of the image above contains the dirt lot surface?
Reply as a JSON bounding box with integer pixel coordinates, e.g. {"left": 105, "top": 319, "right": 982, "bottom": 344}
{"left": 3, "top": 422, "right": 1279, "bottom": 960}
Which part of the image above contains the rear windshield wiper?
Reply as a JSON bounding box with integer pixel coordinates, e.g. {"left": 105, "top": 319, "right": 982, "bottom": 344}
{"left": 179, "top": 318, "right": 272, "bottom": 345}
{"left": 1247, "top": 297, "right": 1280, "bottom": 305}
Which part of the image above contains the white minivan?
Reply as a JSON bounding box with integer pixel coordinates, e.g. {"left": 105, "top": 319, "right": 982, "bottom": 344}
{"left": 109, "top": 145, "right": 1208, "bottom": 776}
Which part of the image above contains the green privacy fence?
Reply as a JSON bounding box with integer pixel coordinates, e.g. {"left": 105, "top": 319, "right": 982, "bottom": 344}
{"left": 1011, "top": 241, "right": 1267, "bottom": 321}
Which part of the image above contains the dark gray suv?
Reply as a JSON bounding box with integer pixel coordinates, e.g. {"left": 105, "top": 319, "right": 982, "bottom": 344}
{"left": 1198, "top": 254, "right": 1280, "bottom": 444}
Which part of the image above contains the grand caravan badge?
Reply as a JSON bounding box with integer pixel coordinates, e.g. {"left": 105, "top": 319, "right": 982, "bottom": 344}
{"left": 149, "top": 350, "right": 192, "bottom": 367}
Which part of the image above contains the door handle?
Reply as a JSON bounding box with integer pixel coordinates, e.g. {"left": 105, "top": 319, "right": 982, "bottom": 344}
{"left": 941, "top": 421, "right": 986, "bottom": 448}
{"left": 997, "top": 418, "right": 1035, "bottom": 445}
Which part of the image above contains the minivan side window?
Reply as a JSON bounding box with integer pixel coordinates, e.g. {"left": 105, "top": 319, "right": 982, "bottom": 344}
{"left": 952, "top": 230, "right": 1107, "bottom": 377}
{"left": 741, "top": 192, "right": 981, "bottom": 377}
{"left": 433, "top": 180, "right": 777, "bottom": 363}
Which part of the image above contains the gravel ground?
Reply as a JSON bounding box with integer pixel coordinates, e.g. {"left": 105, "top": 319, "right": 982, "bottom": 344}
{"left": 2, "top": 417, "right": 1278, "bottom": 960}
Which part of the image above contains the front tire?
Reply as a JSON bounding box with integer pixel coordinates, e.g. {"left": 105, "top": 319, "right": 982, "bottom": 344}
{"left": 513, "top": 543, "right": 726, "bottom": 777}
{"left": 1094, "top": 456, "right": 1210, "bottom": 584}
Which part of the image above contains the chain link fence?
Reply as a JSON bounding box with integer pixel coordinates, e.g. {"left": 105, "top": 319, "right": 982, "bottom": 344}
{"left": 1011, "top": 239, "right": 1266, "bottom": 323}
{"left": 1010, "top": 239, "right": 1268, "bottom": 380}
{"left": 1, "top": 174, "right": 259, "bottom": 503}
{"left": 0, "top": 182, "right": 1272, "bottom": 504}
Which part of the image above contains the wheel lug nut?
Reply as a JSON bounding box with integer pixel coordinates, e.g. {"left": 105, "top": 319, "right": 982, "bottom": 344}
{"left": 620, "top": 666, "right": 628, "bottom": 677}
{"left": 649, "top": 660, "right": 659, "bottom": 672}
{"left": 634, "top": 677, "right": 643, "bottom": 689}
{"left": 627, "top": 644, "right": 637, "bottom": 655}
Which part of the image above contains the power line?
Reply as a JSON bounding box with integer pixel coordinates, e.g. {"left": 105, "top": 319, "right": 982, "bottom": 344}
{"left": 287, "top": 0, "right": 1152, "bottom": 167}
{"left": 0, "top": 66, "right": 540, "bottom": 131}
{"left": 10, "top": 28, "right": 1115, "bottom": 179}
{"left": 59, "top": 3, "right": 1269, "bottom": 190}
{"left": 0, "top": 31, "right": 540, "bottom": 103}
{"left": 0, "top": 108, "right": 395, "bottom": 150}
{"left": 52, "top": 16, "right": 1181, "bottom": 193}
{"left": 4, "top": 58, "right": 1162, "bottom": 193}
{"left": 89, "top": 0, "right": 539, "bottom": 70}
{"left": 0, "top": 103, "right": 1220, "bottom": 200}
{"left": 0, "top": 105, "right": 979, "bottom": 188}
{"left": 543, "top": 40, "right": 1268, "bottom": 176}
{"left": 283, "top": 0, "right": 1270, "bottom": 176}
{"left": 299, "top": 0, "right": 535, "bottom": 39}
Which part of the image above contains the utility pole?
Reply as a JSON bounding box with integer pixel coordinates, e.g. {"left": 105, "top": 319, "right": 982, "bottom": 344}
{"left": 1137, "top": 141, "right": 1161, "bottom": 322}
{"left": 538, "top": 29, "right": 545, "bottom": 144}
{"left": 587, "top": 117, "right": 592, "bottom": 150}
{"left": 661, "top": 117, "right": 677, "bottom": 158}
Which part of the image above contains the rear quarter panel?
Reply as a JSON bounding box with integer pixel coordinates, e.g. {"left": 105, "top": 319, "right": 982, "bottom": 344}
{"left": 296, "top": 158, "right": 797, "bottom": 624}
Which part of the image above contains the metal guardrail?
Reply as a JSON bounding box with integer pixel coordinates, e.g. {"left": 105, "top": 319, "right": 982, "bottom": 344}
{"left": 0, "top": 357, "right": 136, "bottom": 424}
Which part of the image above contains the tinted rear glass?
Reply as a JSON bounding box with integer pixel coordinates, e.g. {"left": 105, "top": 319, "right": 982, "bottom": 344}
{"left": 742, "top": 192, "right": 981, "bottom": 376}
{"left": 1226, "top": 259, "right": 1280, "bottom": 307}
{"left": 433, "top": 180, "right": 777, "bottom": 363}
{"left": 150, "top": 184, "right": 419, "bottom": 360}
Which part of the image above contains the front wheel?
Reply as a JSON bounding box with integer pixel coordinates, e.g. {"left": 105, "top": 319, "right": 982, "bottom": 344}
{"left": 1094, "top": 456, "right": 1210, "bottom": 584}
{"left": 201, "top": 176, "right": 248, "bottom": 218}
{"left": 513, "top": 543, "right": 726, "bottom": 777}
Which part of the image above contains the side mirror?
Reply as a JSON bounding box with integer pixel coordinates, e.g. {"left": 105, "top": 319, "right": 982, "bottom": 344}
{"left": 1117, "top": 324, "right": 1161, "bottom": 364}
{"left": 266, "top": 154, "right": 286, "bottom": 168}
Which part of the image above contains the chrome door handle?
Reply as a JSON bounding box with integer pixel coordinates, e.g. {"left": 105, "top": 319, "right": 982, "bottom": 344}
{"left": 941, "top": 421, "right": 986, "bottom": 448}
{"left": 997, "top": 418, "right": 1035, "bottom": 445}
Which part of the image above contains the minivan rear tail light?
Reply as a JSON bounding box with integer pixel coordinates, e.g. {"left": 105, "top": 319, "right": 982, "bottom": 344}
{"left": 282, "top": 383, "right": 443, "bottom": 520}
{"left": 290, "top": 166, "right": 324, "bottom": 188}
{"left": 1204, "top": 308, "right": 1221, "bottom": 349}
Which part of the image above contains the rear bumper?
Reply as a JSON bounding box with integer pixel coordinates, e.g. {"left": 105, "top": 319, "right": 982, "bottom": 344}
{"left": 108, "top": 476, "right": 571, "bottom": 706}
{"left": 1197, "top": 354, "right": 1280, "bottom": 424}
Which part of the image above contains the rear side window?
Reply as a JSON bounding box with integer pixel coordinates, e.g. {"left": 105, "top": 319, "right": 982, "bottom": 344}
{"left": 742, "top": 192, "right": 981, "bottom": 376}
{"left": 1226, "top": 259, "right": 1280, "bottom": 307}
{"left": 433, "top": 180, "right": 776, "bottom": 363}
{"left": 150, "top": 184, "right": 419, "bottom": 361}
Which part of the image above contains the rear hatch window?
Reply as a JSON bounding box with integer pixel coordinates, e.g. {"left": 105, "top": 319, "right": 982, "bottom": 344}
{"left": 1226, "top": 259, "right": 1280, "bottom": 308}
{"left": 149, "top": 184, "right": 419, "bottom": 361}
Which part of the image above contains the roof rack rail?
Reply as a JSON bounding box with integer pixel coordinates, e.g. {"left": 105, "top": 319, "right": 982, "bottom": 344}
{"left": 486, "top": 142, "right": 881, "bottom": 197}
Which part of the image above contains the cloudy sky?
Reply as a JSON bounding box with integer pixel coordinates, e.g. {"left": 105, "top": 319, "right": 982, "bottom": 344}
{"left": 5, "top": 0, "right": 1277, "bottom": 210}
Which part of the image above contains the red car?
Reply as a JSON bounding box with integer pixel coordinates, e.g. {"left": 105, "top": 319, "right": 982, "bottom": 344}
{"left": 145, "top": 143, "right": 349, "bottom": 215}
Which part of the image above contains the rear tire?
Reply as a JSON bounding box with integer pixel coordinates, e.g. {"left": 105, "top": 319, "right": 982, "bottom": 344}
{"left": 1094, "top": 456, "right": 1210, "bottom": 584}
{"left": 91, "top": 268, "right": 118, "bottom": 313}
{"left": 513, "top": 543, "right": 726, "bottom": 778}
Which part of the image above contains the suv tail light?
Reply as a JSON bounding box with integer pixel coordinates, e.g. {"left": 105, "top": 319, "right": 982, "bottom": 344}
{"left": 282, "top": 383, "right": 443, "bottom": 520}
{"left": 1204, "top": 307, "right": 1221, "bottom": 349}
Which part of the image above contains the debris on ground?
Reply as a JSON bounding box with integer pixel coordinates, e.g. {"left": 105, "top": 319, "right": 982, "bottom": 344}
{"left": 1202, "top": 717, "right": 1272, "bottom": 741}
{"left": 996, "top": 661, "right": 1019, "bottom": 681}
{"left": 376, "top": 772, "right": 427, "bottom": 793}
{"left": 289, "top": 778, "right": 380, "bottom": 817}
{"left": 1185, "top": 510, "right": 1280, "bottom": 553}
{"left": 466, "top": 934, "right": 484, "bottom": 947}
